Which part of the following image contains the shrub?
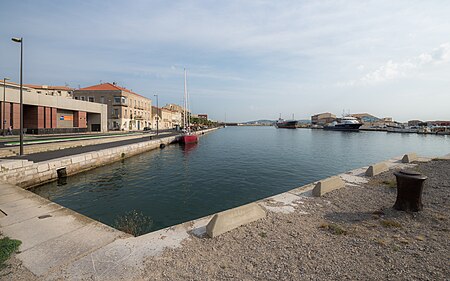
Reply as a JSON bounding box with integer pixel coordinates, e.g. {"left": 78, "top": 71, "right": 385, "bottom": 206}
{"left": 0, "top": 237, "right": 22, "bottom": 269}
{"left": 382, "top": 180, "right": 397, "bottom": 188}
{"left": 319, "top": 222, "right": 347, "bottom": 235}
{"left": 380, "top": 219, "right": 402, "bottom": 228}
{"left": 113, "top": 210, "right": 153, "bottom": 236}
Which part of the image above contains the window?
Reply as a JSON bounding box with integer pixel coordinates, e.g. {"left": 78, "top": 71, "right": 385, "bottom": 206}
{"left": 114, "top": 109, "right": 119, "bottom": 116}
{"left": 100, "top": 96, "right": 105, "bottom": 103}
{"left": 113, "top": 96, "right": 127, "bottom": 104}
{"left": 75, "top": 96, "right": 79, "bottom": 100}
{"left": 80, "top": 96, "right": 85, "bottom": 101}
{"left": 88, "top": 97, "right": 95, "bottom": 102}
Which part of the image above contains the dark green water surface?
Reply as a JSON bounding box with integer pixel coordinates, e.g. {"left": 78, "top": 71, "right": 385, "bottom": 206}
{"left": 32, "top": 127, "right": 449, "bottom": 233}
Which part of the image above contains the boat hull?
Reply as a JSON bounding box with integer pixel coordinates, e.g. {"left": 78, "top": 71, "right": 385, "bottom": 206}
{"left": 324, "top": 124, "right": 362, "bottom": 132}
{"left": 275, "top": 121, "right": 298, "bottom": 129}
{"left": 180, "top": 134, "right": 198, "bottom": 144}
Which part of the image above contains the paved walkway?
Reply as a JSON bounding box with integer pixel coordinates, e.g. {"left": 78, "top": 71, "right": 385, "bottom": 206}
{"left": 0, "top": 153, "right": 418, "bottom": 280}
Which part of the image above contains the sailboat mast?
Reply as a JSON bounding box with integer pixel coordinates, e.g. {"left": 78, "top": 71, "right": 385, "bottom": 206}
{"left": 186, "top": 72, "right": 190, "bottom": 128}
{"left": 183, "top": 68, "right": 187, "bottom": 130}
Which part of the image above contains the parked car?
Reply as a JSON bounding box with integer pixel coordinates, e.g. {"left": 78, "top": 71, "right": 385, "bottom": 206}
{"left": 143, "top": 127, "right": 152, "bottom": 133}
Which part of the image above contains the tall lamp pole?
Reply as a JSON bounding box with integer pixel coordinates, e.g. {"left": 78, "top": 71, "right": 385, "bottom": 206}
{"left": 153, "top": 94, "right": 159, "bottom": 136}
{"left": 12, "top": 37, "right": 24, "bottom": 155}
{"left": 2, "top": 77, "right": 10, "bottom": 136}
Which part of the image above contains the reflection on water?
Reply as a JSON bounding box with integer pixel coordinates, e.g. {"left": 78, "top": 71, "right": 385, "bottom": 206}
{"left": 181, "top": 142, "right": 198, "bottom": 154}
{"left": 32, "top": 127, "right": 449, "bottom": 233}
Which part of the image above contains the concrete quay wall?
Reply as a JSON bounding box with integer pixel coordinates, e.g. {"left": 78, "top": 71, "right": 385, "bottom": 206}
{"left": 0, "top": 151, "right": 436, "bottom": 279}
{"left": 0, "top": 133, "right": 158, "bottom": 158}
{"left": 0, "top": 127, "right": 218, "bottom": 188}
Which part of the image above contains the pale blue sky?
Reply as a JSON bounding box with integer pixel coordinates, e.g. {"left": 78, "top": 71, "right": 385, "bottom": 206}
{"left": 1, "top": 0, "right": 449, "bottom": 122}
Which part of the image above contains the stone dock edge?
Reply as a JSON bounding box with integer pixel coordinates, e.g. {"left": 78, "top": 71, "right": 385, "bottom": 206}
{"left": 0, "top": 128, "right": 218, "bottom": 189}
{"left": 0, "top": 151, "right": 448, "bottom": 279}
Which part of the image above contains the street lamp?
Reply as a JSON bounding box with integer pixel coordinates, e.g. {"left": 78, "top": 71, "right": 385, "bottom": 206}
{"left": 11, "top": 37, "right": 24, "bottom": 155}
{"left": 153, "top": 94, "right": 159, "bottom": 136}
{"left": 2, "top": 77, "right": 10, "bottom": 136}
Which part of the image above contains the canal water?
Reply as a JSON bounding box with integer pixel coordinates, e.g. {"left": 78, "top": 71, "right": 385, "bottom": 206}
{"left": 32, "top": 127, "right": 449, "bottom": 233}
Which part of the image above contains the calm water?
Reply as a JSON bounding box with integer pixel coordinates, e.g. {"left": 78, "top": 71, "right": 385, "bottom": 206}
{"left": 32, "top": 127, "right": 449, "bottom": 233}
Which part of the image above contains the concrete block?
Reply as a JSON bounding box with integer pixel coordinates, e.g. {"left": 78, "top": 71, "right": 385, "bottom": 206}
{"left": 312, "top": 176, "right": 345, "bottom": 197}
{"left": 206, "top": 203, "right": 266, "bottom": 238}
{"left": 61, "top": 159, "right": 72, "bottom": 166}
{"left": 48, "top": 161, "right": 62, "bottom": 169}
{"left": 71, "top": 155, "right": 85, "bottom": 164}
{"left": 24, "top": 168, "right": 38, "bottom": 176}
{"left": 17, "top": 223, "right": 122, "bottom": 276}
{"left": 10, "top": 161, "right": 25, "bottom": 169}
{"left": 365, "top": 162, "right": 389, "bottom": 177}
{"left": 37, "top": 164, "right": 50, "bottom": 173}
{"left": 1, "top": 209, "right": 86, "bottom": 251}
{"left": 402, "top": 153, "right": 418, "bottom": 163}
{"left": 0, "top": 193, "right": 28, "bottom": 205}
{"left": 22, "top": 161, "right": 34, "bottom": 168}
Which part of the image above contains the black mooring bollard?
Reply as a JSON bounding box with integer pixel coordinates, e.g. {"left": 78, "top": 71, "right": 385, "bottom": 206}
{"left": 57, "top": 167, "right": 67, "bottom": 178}
{"left": 393, "top": 170, "right": 427, "bottom": 212}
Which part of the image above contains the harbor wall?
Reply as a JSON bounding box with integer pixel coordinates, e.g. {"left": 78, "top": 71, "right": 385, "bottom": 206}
{"left": 0, "top": 128, "right": 218, "bottom": 189}
{"left": 0, "top": 152, "right": 440, "bottom": 278}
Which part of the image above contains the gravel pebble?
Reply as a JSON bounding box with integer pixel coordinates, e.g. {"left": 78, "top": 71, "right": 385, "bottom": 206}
{"left": 2, "top": 160, "right": 449, "bottom": 280}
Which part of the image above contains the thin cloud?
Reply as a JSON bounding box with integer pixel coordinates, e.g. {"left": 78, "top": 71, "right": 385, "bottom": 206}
{"left": 339, "top": 43, "right": 450, "bottom": 86}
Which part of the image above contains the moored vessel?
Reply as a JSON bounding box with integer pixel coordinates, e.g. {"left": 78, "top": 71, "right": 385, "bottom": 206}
{"left": 180, "top": 69, "right": 198, "bottom": 144}
{"left": 324, "top": 116, "right": 362, "bottom": 131}
{"left": 275, "top": 119, "right": 298, "bottom": 129}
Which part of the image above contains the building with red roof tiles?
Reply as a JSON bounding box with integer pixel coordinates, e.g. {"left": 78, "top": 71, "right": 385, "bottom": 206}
{"left": 73, "top": 82, "right": 152, "bottom": 131}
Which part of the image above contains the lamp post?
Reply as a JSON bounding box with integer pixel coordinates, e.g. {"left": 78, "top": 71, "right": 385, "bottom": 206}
{"left": 2, "top": 77, "right": 10, "bottom": 136}
{"left": 153, "top": 94, "right": 159, "bottom": 136}
{"left": 11, "top": 37, "right": 24, "bottom": 155}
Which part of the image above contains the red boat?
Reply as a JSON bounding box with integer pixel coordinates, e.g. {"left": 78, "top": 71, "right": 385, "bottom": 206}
{"left": 180, "top": 69, "right": 199, "bottom": 145}
{"left": 180, "top": 134, "right": 198, "bottom": 144}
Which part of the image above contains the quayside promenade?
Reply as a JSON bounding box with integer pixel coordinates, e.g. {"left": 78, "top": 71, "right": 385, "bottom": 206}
{"left": 0, "top": 128, "right": 217, "bottom": 188}
{"left": 1, "top": 152, "right": 449, "bottom": 280}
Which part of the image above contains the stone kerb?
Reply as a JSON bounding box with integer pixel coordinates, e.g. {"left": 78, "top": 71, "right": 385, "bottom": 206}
{"left": 402, "top": 153, "right": 418, "bottom": 163}
{"left": 206, "top": 202, "right": 266, "bottom": 238}
{"left": 365, "top": 162, "right": 389, "bottom": 177}
{"left": 312, "top": 176, "right": 345, "bottom": 197}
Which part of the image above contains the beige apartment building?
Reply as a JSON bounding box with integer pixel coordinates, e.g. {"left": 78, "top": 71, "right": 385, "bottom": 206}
{"left": 151, "top": 106, "right": 180, "bottom": 130}
{"left": 311, "top": 112, "right": 336, "bottom": 125}
{"left": 162, "top": 103, "right": 188, "bottom": 128}
{"left": 0, "top": 81, "right": 107, "bottom": 134}
{"left": 25, "top": 84, "right": 74, "bottom": 98}
{"left": 73, "top": 83, "right": 152, "bottom": 131}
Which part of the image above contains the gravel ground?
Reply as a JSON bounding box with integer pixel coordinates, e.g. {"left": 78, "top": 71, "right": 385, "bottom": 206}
{"left": 143, "top": 159, "right": 449, "bottom": 280}
{"left": 1, "top": 159, "right": 449, "bottom": 280}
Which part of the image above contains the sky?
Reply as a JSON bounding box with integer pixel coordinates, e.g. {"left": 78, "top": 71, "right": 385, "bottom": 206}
{"left": 1, "top": 0, "right": 450, "bottom": 122}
